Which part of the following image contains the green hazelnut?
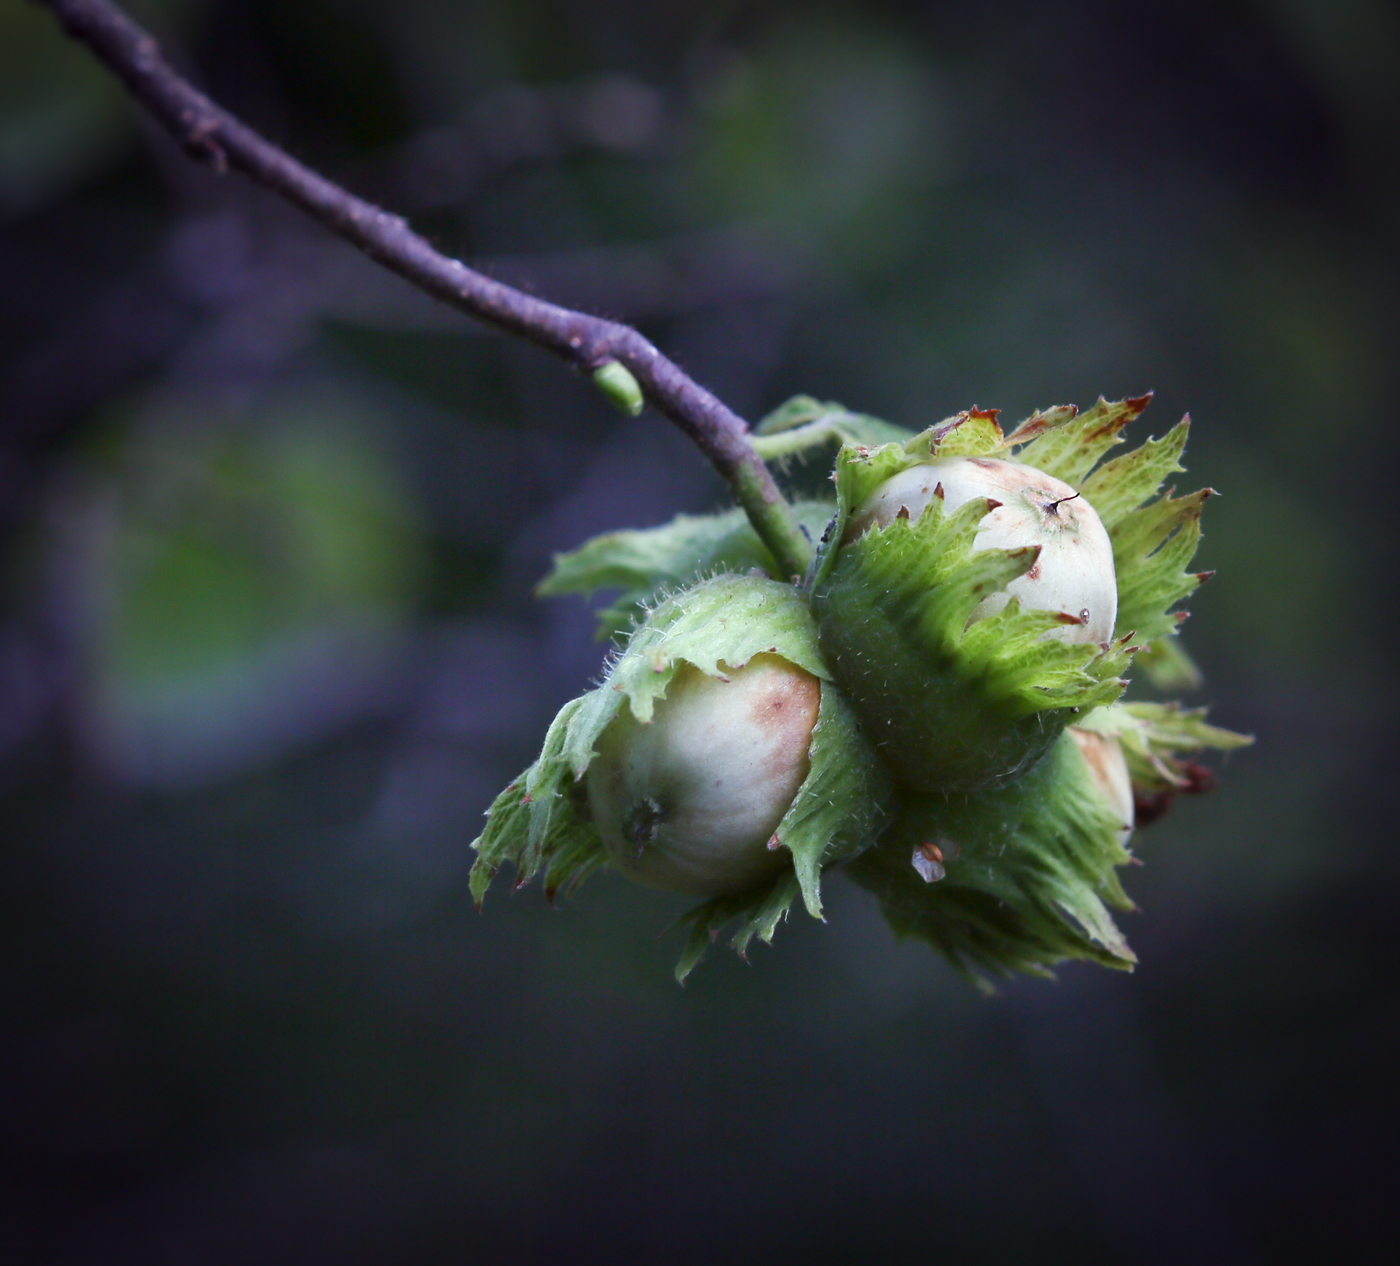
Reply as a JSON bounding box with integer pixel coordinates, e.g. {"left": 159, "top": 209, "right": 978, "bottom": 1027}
{"left": 846, "top": 456, "right": 1117, "bottom": 644}
{"left": 588, "top": 654, "right": 821, "bottom": 897}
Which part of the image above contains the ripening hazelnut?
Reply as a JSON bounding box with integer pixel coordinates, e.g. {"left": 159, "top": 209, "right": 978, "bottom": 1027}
{"left": 847, "top": 456, "right": 1117, "bottom": 644}
{"left": 587, "top": 653, "right": 821, "bottom": 897}
{"left": 1068, "top": 727, "right": 1134, "bottom": 846}
{"left": 815, "top": 451, "right": 1125, "bottom": 794}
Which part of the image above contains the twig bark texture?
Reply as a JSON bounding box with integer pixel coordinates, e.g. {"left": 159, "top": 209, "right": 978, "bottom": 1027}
{"left": 37, "top": 0, "right": 814, "bottom": 578}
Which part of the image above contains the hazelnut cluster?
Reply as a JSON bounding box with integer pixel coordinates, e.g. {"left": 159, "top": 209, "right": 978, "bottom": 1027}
{"left": 471, "top": 397, "right": 1248, "bottom": 981}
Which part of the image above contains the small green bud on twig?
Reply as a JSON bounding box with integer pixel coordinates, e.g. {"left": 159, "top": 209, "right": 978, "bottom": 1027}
{"left": 592, "top": 360, "right": 645, "bottom": 416}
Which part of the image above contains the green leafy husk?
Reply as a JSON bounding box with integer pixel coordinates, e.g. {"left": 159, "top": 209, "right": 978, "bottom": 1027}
{"left": 812, "top": 456, "right": 1131, "bottom": 793}
{"left": 471, "top": 573, "right": 892, "bottom": 978}
{"left": 1076, "top": 700, "right": 1253, "bottom": 794}
{"left": 809, "top": 395, "right": 1211, "bottom": 792}
{"left": 844, "top": 727, "right": 1138, "bottom": 982}
{"left": 1003, "top": 401, "right": 1214, "bottom": 659}
{"left": 538, "top": 500, "right": 835, "bottom": 641}
{"left": 513, "top": 393, "right": 1235, "bottom": 984}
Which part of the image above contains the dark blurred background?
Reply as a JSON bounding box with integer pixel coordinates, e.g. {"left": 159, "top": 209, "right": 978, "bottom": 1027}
{"left": 2, "top": 0, "right": 1397, "bottom": 1261}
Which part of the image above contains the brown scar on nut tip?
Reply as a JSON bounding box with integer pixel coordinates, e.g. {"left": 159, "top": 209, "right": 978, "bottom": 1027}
{"left": 519, "top": 793, "right": 532, "bottom": 805}
{"left": 895, "top": 505, "right": 910, "bottom": 520}
{"left": 1126, "top": 392, "right": 1154, "bottom": 412}
{"left": 969, "top": 406, "right": 1001, "bottom": 421}
{"left": 1025, "top": 562, "right": 1042, "bottom": 581}
{"left": 983, "top": 498, "right": 1003, "bottom": 512}
{"left": 1195, "top": 570, "right": 1217, "bottom": 583}
{"left": 1046, "top": 491, "right": 1081, "bottom": 514}
{"left": 1052, "top": 611, "right": 1084, "bottom": 625}
{"left": 933, "top": 482, "right": 945, "bottom": 499}
{"left": 919, "top": 841, "right": 944, "bottom": 864}
{"left": 767, "top": 834, "right": 782, "bottom": 851}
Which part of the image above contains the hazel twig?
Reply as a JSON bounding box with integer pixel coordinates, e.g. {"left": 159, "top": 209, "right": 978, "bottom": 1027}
{"left": 36, "top": 0, "right": 814, "bottom": 579}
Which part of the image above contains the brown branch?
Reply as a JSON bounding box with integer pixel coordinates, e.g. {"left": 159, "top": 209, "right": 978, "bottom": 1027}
{"left": 36, "top": 0, "right": 814, "bottom": 579}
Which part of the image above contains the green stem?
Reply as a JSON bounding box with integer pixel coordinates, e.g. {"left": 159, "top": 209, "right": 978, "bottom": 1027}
{"left": 733, "top": 459, "right": 814, "bottom": 578}
{"left": 750, "top": 420, "right": 846, "bottom": 460}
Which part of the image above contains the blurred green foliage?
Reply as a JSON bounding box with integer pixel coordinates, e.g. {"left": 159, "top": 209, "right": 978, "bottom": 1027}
{"left": 59, "top": 389, "right": 427, "bottom": 785}
{"left": 103, "top": 407, "right": 421, "bottom": 687}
